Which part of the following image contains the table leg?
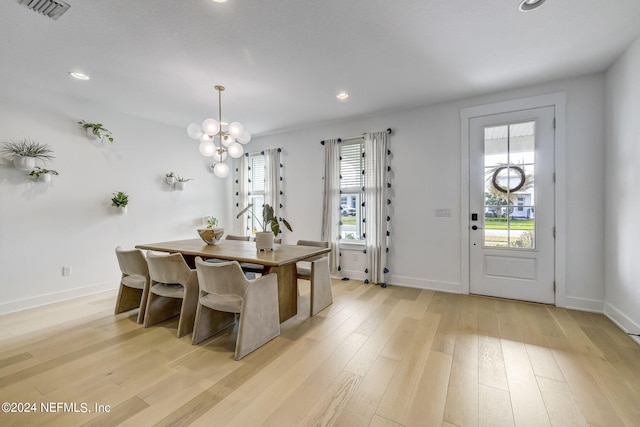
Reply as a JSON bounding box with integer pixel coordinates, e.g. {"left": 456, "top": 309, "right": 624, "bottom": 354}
{"left": 267, "top": 263, "right": 298, "bottom": 322}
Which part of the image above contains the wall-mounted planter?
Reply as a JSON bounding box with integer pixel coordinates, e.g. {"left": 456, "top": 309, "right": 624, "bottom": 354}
{"left": 14, "top": 156, "right": 36, "bottom": 171}
{"left": 175, "top": 181, "right": 186, "bottom": 191}
{"left": 30, "top": 167, "right": 59, "bottom": 182}
{"left": 1, "top": 139, "right": 55, "bottom": 171}
{"left": 79, "top": 120, "right": 114, "bottom": 143}
{"left": 111, "top": 191, "right": 129, "bottom": 213}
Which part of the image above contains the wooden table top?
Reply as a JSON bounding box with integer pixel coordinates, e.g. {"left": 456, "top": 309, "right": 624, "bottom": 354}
{"left": 135, "top": 238, "right": 330, "bottom": 267}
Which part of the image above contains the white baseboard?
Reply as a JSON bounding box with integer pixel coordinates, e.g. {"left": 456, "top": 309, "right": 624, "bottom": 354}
{"left": 604, "top": 302, "right": 640, "bottom": 346}
{"left": 0, "top": 281, "right": 118, "bottom": 315}
{"left": 337, "top": 269, "right": 367, "bottom": 281}
{"left": 558, "top": 295, "right": 604, "bottom": 313}
{"left": 388, "top": 275, "right": 462, "bottom": 293}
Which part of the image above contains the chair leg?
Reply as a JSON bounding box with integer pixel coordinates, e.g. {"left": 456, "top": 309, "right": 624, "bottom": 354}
{"left": 310, "top": 257, "right": 333, "bottom": 316}
{"left": 114, "top": 285, "right": 143, "bottom": 316}
{"left": 191, "top": 304, "right": 236, "bottom": 345}
{"left": 235, "top": 276, "right": 280, "bottom": 360}
{"left": 143, "top": 293, "right": 182, "bottom": 328}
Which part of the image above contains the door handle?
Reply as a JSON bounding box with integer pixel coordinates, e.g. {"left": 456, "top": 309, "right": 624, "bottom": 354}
{"left": 471, "top": 225, "right": 483, "bottom": 230}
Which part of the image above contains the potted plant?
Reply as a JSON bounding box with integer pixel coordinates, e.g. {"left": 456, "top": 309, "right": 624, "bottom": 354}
{"left": 78, "top": 120, "right": 114, "bottom": 143}
{"left": 197, "top": 216, "right": 224, "bottom": 245}
{"left": 1, "top": 138, "right": 55, "bottom": 171}
{"left": 175, "top": 176, "right": 193, "bottom": 191}
{"left": 29, "top": 167, "right": 59, "bottom": 182}
{"left": 111, "top": 191, "right": 129, "bottom": 214}
{"left": 236, "top": 203, "right": 292, "bottom": 251}
{"left": 206, "top": 216, "right": 218, "bottom": 228}
{"left": 165, "top": 172, "right": 176, "bottom": 185}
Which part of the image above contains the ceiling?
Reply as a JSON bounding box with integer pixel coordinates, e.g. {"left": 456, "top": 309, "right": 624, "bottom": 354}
{"left": 2, "top": 0, "right": 640, "bottom": 137}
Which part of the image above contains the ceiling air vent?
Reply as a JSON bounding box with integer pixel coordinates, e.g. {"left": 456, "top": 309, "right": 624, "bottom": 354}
{"left": 16, "top": 0, "right": 71, "bottom": 20}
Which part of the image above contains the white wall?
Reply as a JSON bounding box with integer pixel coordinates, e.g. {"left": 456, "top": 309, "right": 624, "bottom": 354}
{"left": 0, "top": 72, "right": 608, "bottom": 314}
{"left": 0, "top": 85, "right": 230, "bottom": 314}
{"left": 248, "top": 73, "right": 606, "bottom": 309}
{"left": 604, "top": 35, "right": 640, "bottom": 339}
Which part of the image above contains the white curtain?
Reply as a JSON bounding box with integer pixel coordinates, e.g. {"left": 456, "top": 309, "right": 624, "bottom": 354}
{"left": 264, "top": 148, "right": 281, "bottom": 220}
{"left": 321, "top": 139, "right": 341, "bottom": 275}
{"left": 237, "top": 155, "right": 249, "bottom": 235}
{"left": 363, "top": 131, "right": 389, "bottom": 285}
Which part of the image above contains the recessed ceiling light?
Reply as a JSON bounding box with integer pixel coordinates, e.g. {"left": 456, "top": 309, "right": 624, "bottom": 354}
{"left": 336, "top": 92, "right": 349, "bottom": 100}
{"left": 212, "top": 0, "right": 227, "bottom": 3}
{"left": 519, "top": 0, "right": 545, "bottom": 12}
{"left": 69, "top": 72, "right": 90, "bottom": 80}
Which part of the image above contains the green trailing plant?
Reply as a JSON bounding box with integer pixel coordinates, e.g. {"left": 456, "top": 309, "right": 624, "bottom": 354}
{"left": 111, "top": 191, "right": 129, "bottom": 207}
{"left": 78, "top": 120, "right": 114, "bottom": 143}
{"left": 236, "top": 203, "right": 293, "bottom": 235}
{"left": 176, "top": 175, "right": 194, "bottom": 182}
{"left": 206, "top": 216, "right": 219, "bottom": 228}
{"left": 29, "top": 167, "right": 59, "bottom": 178}
{"left": 165, "top": 172, "right": 175, "bottom": 178}
{"left": 0, "top": 138, "right": 54, "bottom": 161}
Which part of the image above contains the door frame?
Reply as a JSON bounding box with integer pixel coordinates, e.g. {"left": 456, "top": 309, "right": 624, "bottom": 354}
{"left": 460, "top": 92, "right": 567, "bottom": 306}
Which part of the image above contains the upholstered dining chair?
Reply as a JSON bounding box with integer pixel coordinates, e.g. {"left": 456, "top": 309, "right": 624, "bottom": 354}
{"left": 114, "top": 246, "right": 150, "bottom": 323}
{"left": 296, "top": 240, "right": 332, "bottom": 316}
{"left": 240, "top": 237, "right": 282, "bottom": 275}
{"left": 225, "top": 235, "right": 250, "bottom": 241}
{"left": 144, "top": 252, "right": 199, "bottom": 338}
{"left": 206, "top": 235, "right": 253, "bottom": 277}
{"left": 192, "top": 257, "right": 280, "bottom": 360}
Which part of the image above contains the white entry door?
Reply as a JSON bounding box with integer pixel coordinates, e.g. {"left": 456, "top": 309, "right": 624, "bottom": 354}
{"left": 469, "top": 107, "right": 555, "bottom": 304}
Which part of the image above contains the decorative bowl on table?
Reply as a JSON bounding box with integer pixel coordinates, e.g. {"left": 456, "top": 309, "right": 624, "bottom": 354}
{"left": 197, "top": 227, "right": 224, "bottom": 245}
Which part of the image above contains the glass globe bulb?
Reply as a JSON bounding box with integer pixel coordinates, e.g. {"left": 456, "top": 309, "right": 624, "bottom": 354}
{"left": 227, "top": 142, "right": 244, "bottom": 158}
{"left": 199, "top": 140, "right": 215, "bottom": 157}
{"left": 202, "top": 118, "right": 220, "bottom": 136}
{"left": 187, "top": 123, "right": 204, "bottom": 140}
{"left": 221, "top": 134, "right": 235, "bottom": 147}
{"left": 213, "top": 162, "right": 230, "bottom": 178}
{"left": 212, "top": 148, "right": 228, "bottom": 162}
{"left": 199, "top": 133, "right": 213, "bottom": 143}
{"left": 238, "top": 131, "right": 251, "bottom": 144}
{"left": 228, "top": 122, "right": 245, "bottom": 138}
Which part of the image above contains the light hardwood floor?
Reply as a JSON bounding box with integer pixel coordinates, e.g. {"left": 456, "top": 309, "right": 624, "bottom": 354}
{"left": 1, "top": 280, "right": 639, "bottom": 426}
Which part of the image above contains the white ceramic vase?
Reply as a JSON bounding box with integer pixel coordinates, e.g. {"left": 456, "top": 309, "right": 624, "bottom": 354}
{"left": 13, "top": 156, "right": 36, "bottom": 171}
{"left": 175, "top": 181, "right": 185, "bottom": 191}
{"left": 40, "top": 173, "right": 52, "bottom": 183}
{"left": 166, "top": 176, "right": 176, "bottom": 185}
{"left": 116, "top": 206, "right": 127, "bottom": 215}
{"left": 255, "top": 231, "right": 275, "bottom": 251}
{"left": 86, "top": 127, "right": 100, "bottom": 140}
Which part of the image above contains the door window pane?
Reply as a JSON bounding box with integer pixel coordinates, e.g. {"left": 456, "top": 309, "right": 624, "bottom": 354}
{"left": 483, "top": 121, "right": 536, "bottom": 249}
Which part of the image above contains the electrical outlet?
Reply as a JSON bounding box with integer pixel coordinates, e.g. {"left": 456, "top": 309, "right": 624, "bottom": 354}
{"left": 435, "top": 208, "right": 451, "bottom": 217}
{"left": 62, "top": 266, "right": 71, "bottom": 276}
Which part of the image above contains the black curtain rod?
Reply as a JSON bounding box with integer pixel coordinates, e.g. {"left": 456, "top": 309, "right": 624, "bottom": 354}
{"left": 320, "top": 128, "right": 392, "bottom": 145}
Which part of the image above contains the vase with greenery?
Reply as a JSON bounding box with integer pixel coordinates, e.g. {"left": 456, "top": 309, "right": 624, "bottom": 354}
{"left": 175, "top": 176, "right": 193, "bottom": 191}
{"left": 206, "top": 216, "right": 218, "bottom": 228}
{"left": 79, "top": 120, "right": 114, "bottom": 143}
{"left": 29, "top": 167, "right": 59, "bottom": 182}
{"left": 237, "top": 203, "right": 292, "bottom": 250}
{"left": 1, "top": 138, "right": 55, "bottom": 171}
{"left": 165, "top": 172, "right": 176, "bottom": 185}
{"left": 111, "top": 191, "right": 129, "bottom": 214}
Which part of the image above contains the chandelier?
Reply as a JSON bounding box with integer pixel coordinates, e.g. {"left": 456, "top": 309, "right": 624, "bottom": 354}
{"left": 186, "top": 85, "right": 251, "bottom": 178}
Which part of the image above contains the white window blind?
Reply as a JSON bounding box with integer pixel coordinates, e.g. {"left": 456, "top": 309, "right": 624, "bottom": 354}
{"left": 340, "top": 141, "right": 364, "bottom": 191}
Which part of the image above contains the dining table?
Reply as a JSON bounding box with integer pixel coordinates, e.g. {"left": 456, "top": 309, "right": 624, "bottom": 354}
{"left": 135, "top": 238, "right": 331, "bottom": 322}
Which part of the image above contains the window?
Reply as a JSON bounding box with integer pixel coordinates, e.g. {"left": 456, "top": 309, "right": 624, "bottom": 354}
{"left": 340, "top": 141, "right": 364, "bottom": 240}
{"left": 247, "top": 153, "right": 265, "bottom": 235}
